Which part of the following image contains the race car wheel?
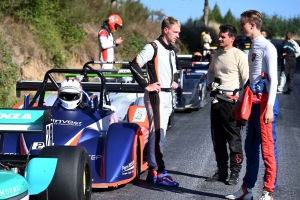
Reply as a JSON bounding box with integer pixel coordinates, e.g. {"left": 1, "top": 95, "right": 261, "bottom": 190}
{"left": 37, "top": 146, "right": 92, "bottom": 200}
{"left": 132, "top": 138, "right": 141, "bottom": 184}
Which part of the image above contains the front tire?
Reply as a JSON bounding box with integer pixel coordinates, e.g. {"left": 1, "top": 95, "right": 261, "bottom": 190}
{"left": 38, "top": 146, "right": 92, "bottom": 200}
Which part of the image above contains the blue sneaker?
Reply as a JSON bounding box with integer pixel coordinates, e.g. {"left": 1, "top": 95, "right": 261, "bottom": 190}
{"left": 156, "top": 170, "right": 179, "bottom": 187}
{"left": 146, "top": 169, "right": 157, "bottom": 183}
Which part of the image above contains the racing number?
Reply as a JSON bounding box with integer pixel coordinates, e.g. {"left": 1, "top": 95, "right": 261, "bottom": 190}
{"left": 32, "top": 142, "right": 45, "bottom": 150}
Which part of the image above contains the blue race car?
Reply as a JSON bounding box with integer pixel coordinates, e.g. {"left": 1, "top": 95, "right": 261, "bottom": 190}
{"left": 174, "top": 55, "right": 209, "bottom": 111}
{"left": 1, "top": 63, "right": 151, "bottom": 199}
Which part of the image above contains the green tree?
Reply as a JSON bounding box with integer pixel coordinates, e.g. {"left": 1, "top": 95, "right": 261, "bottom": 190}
{"left": 223, "top": 9, "right": 238, "bottom": 28}
{"left": 208, "top": 3, "right": 223, "bottom": 24}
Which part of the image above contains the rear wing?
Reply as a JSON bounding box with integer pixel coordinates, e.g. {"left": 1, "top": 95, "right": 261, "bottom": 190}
{"left": 0, "top": 108, "right": 53, "bottom": 154}
{"left": 16, "top": 60, "right": 210, "bottom": 99}
{"left": 15, "top": 66, "right": 110, "bottom": 109}
{"left": 0, "top": 109, "right": 46, "bottom": 133}
{"left": 16, "top": 81, "right": 145, "bottom": 97}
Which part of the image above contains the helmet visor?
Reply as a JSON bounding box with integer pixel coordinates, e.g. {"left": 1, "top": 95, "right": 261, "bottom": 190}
{"left": 114, "top": 24, "right": 122, "bottom": 31}
{"left": 59, "top": 92, "right": 81, "bottom": 101}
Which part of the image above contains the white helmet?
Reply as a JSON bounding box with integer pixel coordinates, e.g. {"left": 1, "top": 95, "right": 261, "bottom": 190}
{"left": 58, "top": 79, "right": 83, "bottom": 109}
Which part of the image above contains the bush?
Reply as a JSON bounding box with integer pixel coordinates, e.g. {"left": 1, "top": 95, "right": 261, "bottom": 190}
{"left": 0, "top": 35, "right": 19, "bottom": 107}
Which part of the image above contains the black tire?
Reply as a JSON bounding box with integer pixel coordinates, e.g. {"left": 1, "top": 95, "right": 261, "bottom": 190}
{"left": 37, "top": 146, "right": 92, "bottom": 200}
{"left": 132, "top": 139, "right": 140, "bottom": 184}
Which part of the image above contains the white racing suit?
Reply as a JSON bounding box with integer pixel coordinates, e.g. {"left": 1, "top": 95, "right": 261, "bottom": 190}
{"left": 130, "top": 36, "right": 177, "bottom": 171}
{"left": 98, "top": 24, "right": 117, "bottom": 69}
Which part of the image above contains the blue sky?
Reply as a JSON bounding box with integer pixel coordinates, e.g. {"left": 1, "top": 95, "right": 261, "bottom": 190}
{"left": 139, "top": 0, "right": 300, "bottom": 23}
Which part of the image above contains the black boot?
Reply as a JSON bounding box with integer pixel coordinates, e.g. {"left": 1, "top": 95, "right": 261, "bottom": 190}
{"left": 227, "top": 172, "right": 239, "bottom": 185}
{"left": 206, "top": 169, "right": 228, "bottom": 182}
{"left": 283, "top": 89, "right": 293, "bottom": 95}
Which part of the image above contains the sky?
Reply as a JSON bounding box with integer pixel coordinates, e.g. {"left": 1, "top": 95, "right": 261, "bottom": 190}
{"left": 139, "top": 0, "right": 300, "bottom": 23}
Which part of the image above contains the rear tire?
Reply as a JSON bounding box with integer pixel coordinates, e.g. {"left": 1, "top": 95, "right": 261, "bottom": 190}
{"left": 37, "top": 146, "right": 92, "bottom": 200}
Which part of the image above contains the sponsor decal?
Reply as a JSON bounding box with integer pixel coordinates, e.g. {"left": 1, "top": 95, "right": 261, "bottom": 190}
{"left": 132, "top": 108, "right": 147, "bottom": 122}
{"left": 0, "top": 110, "right": 43, "bottom": 124}
{"left": 89, "top": 155, "right": 102, "bottom": 160}
{"left": 236, "top": 154, "right": 242, "bottom": 164}
{"left": 252, "top": 53, "right": 256, "bottom": 61}
{"left": 187, "top": 73, "right": 203, "bottom": 75}
{"left": 0, "top": 113, "right": 31, "bottom": 120}
{"left": 122, "top": 160, "right": 134, "bottom": 175}
{"left": 0, "top": 185, "right": 22, "bottom": 198}
{"left": 31, "top": 142, "right": 45, "bottom": 150}
{"left": 51, "top": 119, "right": 82, "bottom": 126}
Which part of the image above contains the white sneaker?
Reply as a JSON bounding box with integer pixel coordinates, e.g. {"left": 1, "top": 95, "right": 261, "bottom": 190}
{"left": 258, "top": 190, "right": 273, "bottom": 200}
{"left": 225, "top": 185, "right": 253, "bottom": 200}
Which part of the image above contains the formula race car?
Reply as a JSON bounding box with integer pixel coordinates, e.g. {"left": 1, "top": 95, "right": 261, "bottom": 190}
{"left": 1, "top": 64, "right": 152, "bottom": 199}
{"left": 174, "top": 54, "right": 209, "bottom": 111}
{"left": 14, "top": 66, "right": 171, "bottom": 125}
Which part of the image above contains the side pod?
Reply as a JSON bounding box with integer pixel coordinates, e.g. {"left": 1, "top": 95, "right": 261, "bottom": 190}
{"left": 102, "top": 123, "right": 140, "bottom": 183}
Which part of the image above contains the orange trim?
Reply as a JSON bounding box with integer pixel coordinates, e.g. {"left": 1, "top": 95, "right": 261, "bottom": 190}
{"left": 12, "top": 102, "right": 38, "bottom": 109}
{"left": 12, "top": 102, "right": 24, "bottom": 109}
{"left": 102, "top": 49, "right": 108, "bottom": 61}
{"left": 154, "top": 54, "right": 159, "bottom": 82}
{"left": 92, "top": 177, "right": 135, "bottom": 188}
{"left": 99, "top": 30, "right": 108, "bottom": 37}
{"left": 127, "top": 105, "right": 149, "bottom": 128}
{"left": 69, "top": 129, "right": 83, "bottom": 146}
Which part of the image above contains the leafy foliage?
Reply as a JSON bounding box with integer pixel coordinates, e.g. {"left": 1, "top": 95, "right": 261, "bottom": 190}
{"left": 180, "top": 2, "right": 300, "bottom": 53}
{"left": 223, "top": 10, "right": 238, "bottom": 28}
{"left": 0, "top": 34, "right": 19, "bottom": 108}
{"left": 121, "top": 31, "right": 147, "bottom": 60}
{"left": 208, "top": 3, "right": 223, "bottom": 24}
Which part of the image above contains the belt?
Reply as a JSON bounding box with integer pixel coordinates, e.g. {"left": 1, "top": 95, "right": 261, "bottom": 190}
{"left": 161, "top": 88, "right": 172, "bottom": 92}
{"left": 219, "top": 91, "right": 234, "bottom": 95}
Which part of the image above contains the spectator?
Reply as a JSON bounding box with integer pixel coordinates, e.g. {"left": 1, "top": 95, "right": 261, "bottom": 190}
{"left": 261, "top": 30, "right": 267, "bottom": 38}
{"left": 130, "top": 16, "right": 180, "bottom": 187}
{"left": 98, "top": 14, "right": 124, "bottom": 69}
{"left": 226, "top": 10, "right": 279, "bottom": 200}
{"left": 277, "top": 31, "right": 297, "bottom": 94}
{"left": 203, "top": 30, "right": 212, "bottom": 57}
{"left": 206, "top": 24, "right": 248, "bottom": 186}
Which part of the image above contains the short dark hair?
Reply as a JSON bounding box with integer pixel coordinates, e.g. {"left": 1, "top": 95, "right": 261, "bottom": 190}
{"left": 219, "top": 24, "right": 237, "bottom": 38}
{"left": 286, "top": 31, "right": 292, "bottom": 39}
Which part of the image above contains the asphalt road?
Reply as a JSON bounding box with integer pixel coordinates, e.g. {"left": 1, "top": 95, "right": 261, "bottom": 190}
{"left": 92, "top": 42, "right": 300, "bottom": 200}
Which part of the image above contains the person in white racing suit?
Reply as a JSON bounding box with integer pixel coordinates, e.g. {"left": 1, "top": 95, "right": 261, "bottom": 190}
{"left": 226, "top": 10, "right": 278, "bottom": 200}
{"left": 130, "top": 16, "right": 180, "bottom": 187}
{"left": 98, "top": 14, "right": 124, "bottom": 69}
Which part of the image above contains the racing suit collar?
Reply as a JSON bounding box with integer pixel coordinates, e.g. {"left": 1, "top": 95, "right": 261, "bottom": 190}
{"left": 157, "top": 35, "right": 178, "bottom": 53}
{"left": 101, "top": 22, "right": 112, "bottom": 35}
